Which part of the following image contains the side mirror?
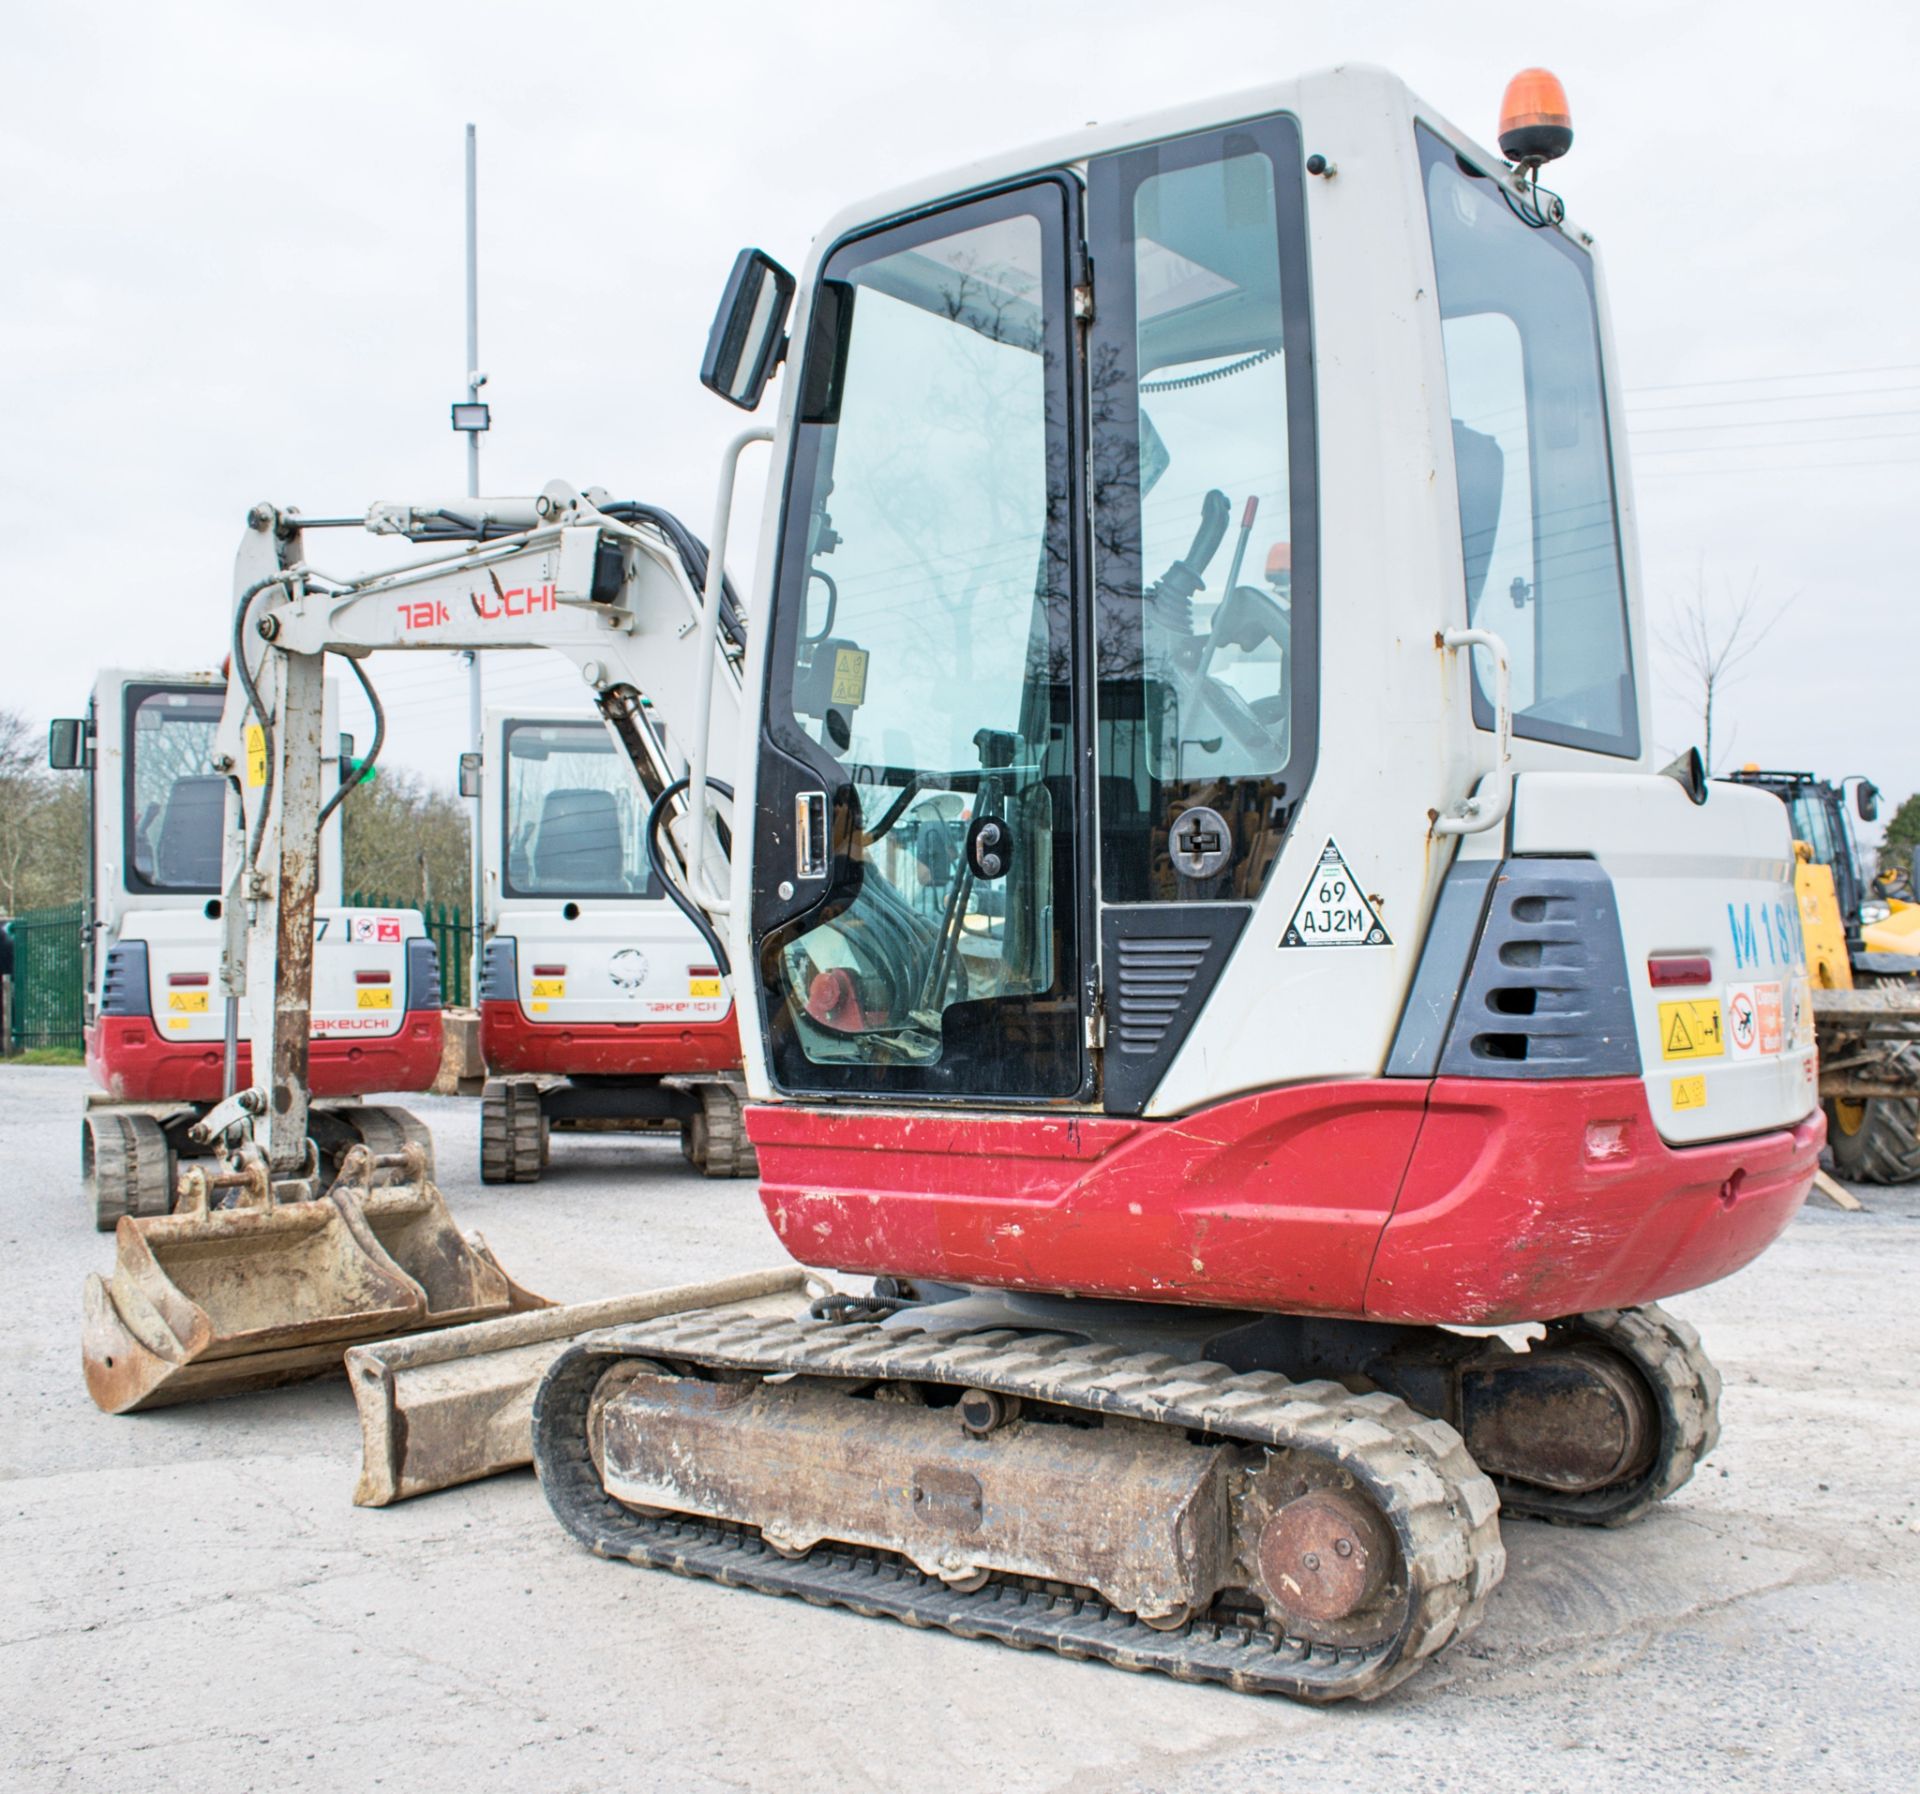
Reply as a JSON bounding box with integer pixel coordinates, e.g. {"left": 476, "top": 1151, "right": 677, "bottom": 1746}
{"left": 48, "top": 718, "right": 86, "bottom": 770}
{"left": 700, "top": 248, "right": 796, "bottom": 411}
{"left": 458, "top": 752, "right": 481, "bottom": 800}
{"left": 1856, "top": 780, "right": 1880, "bottom": 823}
{"left": 1659, "top": 746, "right": 1709, "bottom": 806}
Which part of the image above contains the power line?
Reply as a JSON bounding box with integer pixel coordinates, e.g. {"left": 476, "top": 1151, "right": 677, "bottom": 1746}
{"left": 1626, "top": 361, "right": 1920, "bottom": 396}
{"left": 1627, "top": 382, "right": 1920, "bottom": 415}
{"left": 1638, "top": 428, "right": 1920, "bottom": 457}
{"left": 1633, "top": 409, "right": 1920, "bottom": 436}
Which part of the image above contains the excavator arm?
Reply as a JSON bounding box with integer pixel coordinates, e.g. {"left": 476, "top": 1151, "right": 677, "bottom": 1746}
{"left": 216, "top": 479, "right": 747, "bottom": 1176}
{"left": 81, "top": 474, "right": 762, "bottom": 1418}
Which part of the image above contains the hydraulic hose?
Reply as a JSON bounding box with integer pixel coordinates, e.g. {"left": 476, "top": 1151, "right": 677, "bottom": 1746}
{"left": 231, "top": 575, "right": 285, "bottom": 872}
{"left": 316, "top": 653, "right": 384, "bottom": 831}
{"left": 644, "top": 775, "right": 736, "bottom": 976}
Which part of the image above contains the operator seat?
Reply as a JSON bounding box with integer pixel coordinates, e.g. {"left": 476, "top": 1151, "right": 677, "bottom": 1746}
{"left": 154, "top": 777, "right": 226, "bottom": 888}
{"left": 534, "top": 788, "right": 626, "bottom": 891}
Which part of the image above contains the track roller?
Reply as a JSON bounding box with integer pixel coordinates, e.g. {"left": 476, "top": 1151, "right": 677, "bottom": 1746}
{"left": 481, "top": 1077, "right": 546, "bottom": 1184}
{"left": 82, "top": 1111, "right": 173, "bottom": 1232}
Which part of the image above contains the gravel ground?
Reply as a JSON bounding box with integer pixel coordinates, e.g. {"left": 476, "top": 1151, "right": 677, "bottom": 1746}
{"left": 3, "top": 1064, "right": 1915, "bottom": 1793}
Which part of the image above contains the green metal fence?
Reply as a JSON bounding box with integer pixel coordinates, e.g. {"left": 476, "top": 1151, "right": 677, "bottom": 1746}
{"left": 348, "top": 894, "right": 468, "bottom": 1006}
{"left": 6, "top": 902, "right": 87, "bottom": 1055}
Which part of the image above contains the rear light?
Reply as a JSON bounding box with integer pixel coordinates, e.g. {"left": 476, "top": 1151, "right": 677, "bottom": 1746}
{"left": 533, "top": 964, "right": 567, "bottom": 977}
{"left": 167, "top": 972, "right": 210, "bottom": 987}
{"left": 1647, "top": 955, "right": 1713, "bottom": 988}
{"left": 355, "top": 970, "right": 392, "bottom": 985}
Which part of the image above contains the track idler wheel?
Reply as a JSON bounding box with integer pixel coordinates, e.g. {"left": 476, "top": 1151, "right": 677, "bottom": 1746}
{"left": 681, "top": 1081, "right": 757, "bottom": 1179}
{"left": 1480, "top": 1303, "right": 1721, "bottom": 1527}
{"left": 480, "top": 1078, "right": 545, "bottom": 1184}
{"left": 83, "top": 1111, "right": 173, "bottom": 1232}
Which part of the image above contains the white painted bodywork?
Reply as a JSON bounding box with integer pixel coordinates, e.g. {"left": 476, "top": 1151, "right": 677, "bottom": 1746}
{"left": 721, "top": 64, "right": 1808, "bottom": 1145}
{"left": 1511, "top": 773, "right": 1817, "bottom": 1144}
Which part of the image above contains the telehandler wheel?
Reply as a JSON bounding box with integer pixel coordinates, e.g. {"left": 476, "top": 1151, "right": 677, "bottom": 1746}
{"left": 1824, "top": 1092, "right": 1920, "bottom": 1185}
{"left": 83, "top": 1111, "right": 173, "bottom": 1232}
{"left": 1824, "top": 978, "right": 1920, "bottom": 1185}
{"left": 480, "top": 1078, "right": 545, "bottom": 1184}
{"left": 681, "top": 1082, "right": 758, "bottom": 1179}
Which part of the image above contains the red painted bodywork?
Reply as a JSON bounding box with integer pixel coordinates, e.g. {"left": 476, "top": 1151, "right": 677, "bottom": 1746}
{"left": 479, "top": 999, "right": 743, "bottom": 1077}
{"left": 86, "top": 1011, "right": 444, "bottom": 1104}
{"left": 747, "top": 1077, "right": 1823, "bottom": 1326}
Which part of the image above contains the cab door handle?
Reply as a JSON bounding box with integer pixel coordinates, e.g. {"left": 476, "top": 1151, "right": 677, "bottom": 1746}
{"left": 795, "top": 790, "right": 828, "bottom": 879}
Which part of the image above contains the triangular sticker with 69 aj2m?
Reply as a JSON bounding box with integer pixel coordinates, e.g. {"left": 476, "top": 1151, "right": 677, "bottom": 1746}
{"left": 1279, "top": 839, "right": 1391, "bottom": 948}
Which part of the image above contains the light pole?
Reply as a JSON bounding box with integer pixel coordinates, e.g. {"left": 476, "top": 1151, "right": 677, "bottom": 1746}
{"left": 451, "top": 122, "right": 489, "bottom": 1007}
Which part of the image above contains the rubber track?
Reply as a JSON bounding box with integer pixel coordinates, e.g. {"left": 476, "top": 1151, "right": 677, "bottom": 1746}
{"left": 533, "top": 1311, "right": 1504, "bottom": 1701}
{"left": 480, "top": 1080, "right": 543, "bottom": 1184}
{"left": 86, "top": 1111, "right": 171, "bottom": 1232}
{"left": 695, "top": 1083, "right": 757, "bottom": 1179}
{"left": 1495, "top": 1303, "right": 1720, "bottom": 1528}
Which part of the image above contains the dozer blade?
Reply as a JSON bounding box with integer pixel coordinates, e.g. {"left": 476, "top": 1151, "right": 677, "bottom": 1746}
{"left": 1814, "top": 983, "right": 1920, "bottom": 1098}
{"left": 82, "top": 1146, "right": 541, "bottom": 1415}
{"left": 345, "top": 1267, "right": 809, "bottom": 1506}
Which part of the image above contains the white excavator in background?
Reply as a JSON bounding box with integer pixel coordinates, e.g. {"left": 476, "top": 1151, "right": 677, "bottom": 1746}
{"left": 83, "top": 64, "right": 1826, "bottom": 1703}
{"left": 474, "top": 704, "right": 755, "bottom": 1181}
{"left": 49, "top": 669, "right": 444, "bottom": 1229}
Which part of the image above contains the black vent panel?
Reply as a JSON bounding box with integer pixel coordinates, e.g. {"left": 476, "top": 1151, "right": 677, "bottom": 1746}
{"left": 1100, "top": 906, "right": 1247, "bottom": 1115}
{"left": 100, "top": 941, "right": 151, "bottom": 1019}
{"left": 1437, "top": 859, "right": 1640, "bottom": 1081}
{"left": 1114, "top": 936, "right": 1209, "bottom": 1056}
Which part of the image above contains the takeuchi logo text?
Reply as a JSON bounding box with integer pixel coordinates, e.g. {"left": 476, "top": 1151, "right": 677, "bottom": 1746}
{"left": 395, "top": 583, "right": 559, "bottom": 633}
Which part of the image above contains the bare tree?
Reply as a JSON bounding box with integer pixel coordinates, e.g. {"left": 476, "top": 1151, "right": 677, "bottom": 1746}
{"left": 340, "top": 767, "right": 471, "bottom": 908}
{"left": 1660, "top": 569, "right": 1793, "bottom": 772}
{"left": 0, "top": 709, "right": 85, "bottom": 914}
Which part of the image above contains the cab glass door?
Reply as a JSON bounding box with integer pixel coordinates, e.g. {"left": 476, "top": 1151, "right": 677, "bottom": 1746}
{"left": 752, "top": 181, "right": 1085, "bottom": 1098}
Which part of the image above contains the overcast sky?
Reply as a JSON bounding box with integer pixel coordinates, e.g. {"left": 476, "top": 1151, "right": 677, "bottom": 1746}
{"left": 5, "top": 1, "right": 1914, "bottom": 839}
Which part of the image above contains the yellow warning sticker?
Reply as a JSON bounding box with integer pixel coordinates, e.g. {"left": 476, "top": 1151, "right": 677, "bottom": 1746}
{"left": 356, "top": 989, "right": 393, "bottom": 1010}
{"left": 167, "top": 990, "right": 209, "bottom": 1013}
{"left": 245, "top": 724, "right": 267, "bottom": 789}
{"left": 829, "top": 647, "right": 870, "bottom": 707}
{"left": 166, "top": 1017, "right": 190, "bottom": 1031}
{"left": 529, "top": 1000, "right": 550, "bottom": 1014}
{"left": 1659, "top": 998, "right": 1725, "bottom": 1061}
{"left": 688, "top": 977, "right": 722, "bottom": 998}
{"left": 1671, "top": 1074, "right": 1708, "bottom": 1111}
{"left": 531, "top": 979, "right": 566, "bottom": 998}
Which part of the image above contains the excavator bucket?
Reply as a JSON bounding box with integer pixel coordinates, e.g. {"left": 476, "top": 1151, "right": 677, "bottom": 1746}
{"left": 345, "top": 1266, "right": 810, "bottom": 1506}
{"left": 82, "top": 1146, "right": 539, "bottom": 1414}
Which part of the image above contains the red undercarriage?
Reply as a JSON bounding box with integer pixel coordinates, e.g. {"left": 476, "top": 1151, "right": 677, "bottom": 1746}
{"left": 747, "top": 1077, "right": 1824, "bottom": 1327}
{"left": 86, "top": 1012, "right": 444, "bottom": 1105}
{"left": 480, "top": 1000, "right": 743, "bottom": 1078}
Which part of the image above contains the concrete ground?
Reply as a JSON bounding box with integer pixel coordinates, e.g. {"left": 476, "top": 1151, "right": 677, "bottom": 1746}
{"left": 2, "top": 1064, "right": 1915, "bottom": 1794}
